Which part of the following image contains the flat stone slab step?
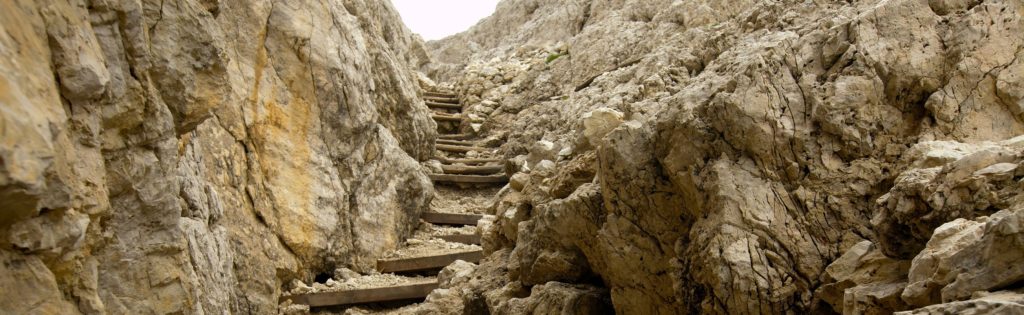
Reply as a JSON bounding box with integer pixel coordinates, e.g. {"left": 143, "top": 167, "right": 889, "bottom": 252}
{"left": 431, "top": 114, "right": 462, "bottom": 123}
{"left": 421, "top": 212, "right": 484, "bottom": 225}
{"left": 440, "top": 164, "right": 503, "bottom": 175}
{"left": 279, "top": 279, "right": 438, "bottom": 307}
{"left": 436, "top": 143, "right": 489, "bottom": 153}
{"left": 434, "top": 156, "right": 502, "bottom": 165}
{"left": 426, "top": 101, "right": 462, "bottom": 110}
{"left": 377, "top": 250, "right": 484, "bottom": 273}
{"left": 436, "top": 139, "right": 475, "bottom": 146}
{"left": 438, "top": 133, "right": 474, "bottom": 140}
{"left": 429, "top": 173, "right": 508, "bottom": 184}
{"left": 436, "top": 233, "right": 481, "bottom": 245}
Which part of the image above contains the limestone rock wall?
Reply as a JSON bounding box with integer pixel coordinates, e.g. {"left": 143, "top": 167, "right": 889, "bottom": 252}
{"left": 425, "top": 0, "right": 1024, "bottom": 314}
{"left": 0, "top": 0, "right": 436, "bottom": 313}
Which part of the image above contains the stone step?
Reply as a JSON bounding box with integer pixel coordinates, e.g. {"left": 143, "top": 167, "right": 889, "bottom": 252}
{"left": 377, "top": 250, "right": 484, "bottom": 273}
{"left": 440, "top": 164, "right": 503, "bottom": 175}
{"left": 421, "top": 212, "right": 484, "bottom": 225}
{"left": 436, "top": 233, "right": 481, "bottom": 245}
{"left": 436, "top": 143, "right": 488, "bottom": 153}
{"left": 438, "top": 133, "right": 474, "bottom": 140}
{"left": 436, "top": 139, "right": 475, "bottom": 146}
{"left": 431, "top": 114, "right": 462, "bottom": 123}
{"left": 279, "top": 279, "right": 438, "bottom": 307}
{"left": 426, "top": 101, "right": 462, "bottom": 110}
{"left": 434, "top": 156, "right": 502, "bottom": 165}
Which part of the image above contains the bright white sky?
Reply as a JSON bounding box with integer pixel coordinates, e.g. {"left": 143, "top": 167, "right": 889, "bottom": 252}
{"left": 391, "top": 0, "right": 500, "bottom": 41}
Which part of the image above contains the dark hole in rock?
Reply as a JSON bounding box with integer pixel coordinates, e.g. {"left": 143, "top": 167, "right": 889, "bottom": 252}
{"left": 314, "top": 272, "right": 331, "bottom": 284}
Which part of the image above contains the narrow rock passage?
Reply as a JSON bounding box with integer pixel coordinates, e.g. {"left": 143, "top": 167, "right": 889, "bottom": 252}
{"left": 6, "top": 1, "right": 1024, "bottom": 314}
{"left": 280, "top": 88, "right": 506, "bottom": 313}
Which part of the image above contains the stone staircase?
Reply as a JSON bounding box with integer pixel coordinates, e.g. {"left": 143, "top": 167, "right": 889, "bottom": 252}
{"left": 279, "top": 89, "right": 504, "bottom": 309}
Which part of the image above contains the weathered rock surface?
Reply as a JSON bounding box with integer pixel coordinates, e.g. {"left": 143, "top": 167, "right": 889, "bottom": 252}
{"left": 873, "top": 137, "right": 1024, "bottom": 258}
{"left": 1, "top": 0, "right": 435, "bottom": 313}
{"left": 816, "top": 240, "right": 911, "bottom": 314}
{"left": 902, "top": 206, "right": 1024, "bottom": 307}
{"left": 496, "top": 282, "right": 613, "bottom": 315}
{"left": 422, "top": 0, "right": 1024, "bottom": 313}
{"left": 897, "top": 290, "right": 1024, "bottom": 315}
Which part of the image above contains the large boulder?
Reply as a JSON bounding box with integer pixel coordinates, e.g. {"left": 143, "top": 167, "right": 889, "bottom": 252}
{"left": 902, "top": 207, "right": 1024, "bottom": 307}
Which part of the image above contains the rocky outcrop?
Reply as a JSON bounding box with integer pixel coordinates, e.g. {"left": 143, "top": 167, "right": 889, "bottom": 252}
{"left": 902, "top": 205, "right": 1024, "bottom": 307}
{"left": 897, "top": 290, "right": 1024, "bottom": 315}
{"left": 873, "top": 138, "right": 1024, "bottom": 258}
{"left": 816, "top": 240, "right": 911, "bottom": 314}
{"left": 0, "top": 0, "right": 436, "bottom": 313}
{"left": 422, "top": 0, "right": 1024, "bottom": 313}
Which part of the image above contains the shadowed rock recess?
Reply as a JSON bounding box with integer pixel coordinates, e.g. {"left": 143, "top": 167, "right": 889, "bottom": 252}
{"left": 2, "top": 0, "right": 1023, "bottom": 314}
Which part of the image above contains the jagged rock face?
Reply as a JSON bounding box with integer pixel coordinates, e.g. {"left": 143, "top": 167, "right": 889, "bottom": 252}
{"left": 426, "top": 0, "right": 1024, "bottom": 314}
{"left": 873, "top": 138, "right": 1024, "bottom": 258}
{"left": 0, "top": 0, "right": 435, "bottom": 313}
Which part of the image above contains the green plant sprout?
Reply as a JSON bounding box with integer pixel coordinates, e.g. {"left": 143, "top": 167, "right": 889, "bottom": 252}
{"left": 546, "top": 51, "right": 569, "bottom": 64}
